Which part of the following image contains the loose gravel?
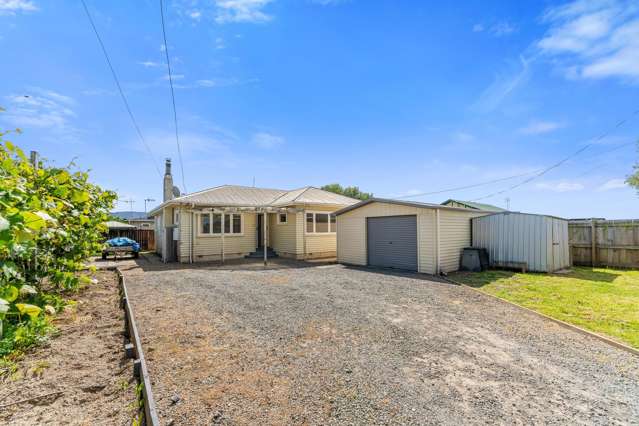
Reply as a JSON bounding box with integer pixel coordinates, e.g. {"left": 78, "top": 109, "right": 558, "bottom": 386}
{"left": 123, "top": 260, "right": 639, "bottom": 425}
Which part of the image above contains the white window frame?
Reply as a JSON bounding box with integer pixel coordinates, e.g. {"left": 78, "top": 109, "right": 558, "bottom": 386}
{"left": 197, "top": 212, "right": 244, "bottom": 237}
{"left": 277, "top": 212, "right": 288, "bottom": 225}
{"left": 305, "top": 211, "right": 336, "bottom": 234}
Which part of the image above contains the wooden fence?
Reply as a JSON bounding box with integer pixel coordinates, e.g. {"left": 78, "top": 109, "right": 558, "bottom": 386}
{"left": 569, "top": 219, "right": 639, "bottom": 269}
{"left": 107, "top": 229, "right": 155, "bottom": 251}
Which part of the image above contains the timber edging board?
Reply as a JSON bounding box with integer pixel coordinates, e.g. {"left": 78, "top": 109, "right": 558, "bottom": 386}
{"left": 444, "top": 277, "right": 639, "bottom": 357}
{"left": 115, "top": 268, "right": 161, "bottom": 426}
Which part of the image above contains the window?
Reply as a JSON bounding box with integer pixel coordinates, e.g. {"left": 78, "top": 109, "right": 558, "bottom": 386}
{"left": 233, "top": 214, "right": 241, "bottom": 233}
{"left": 212, "top": 213, "right": 222, "bottom": 234}
{"left": 199, "top": 213, "right": 243, "bottom": 235}
{"left": 305, "top": 212, "right": 336, "bottom": 234}
{"left": 201, "top": 214, "right": 210, "bottom": 234}
{"left": 306, "top": 213, "right": 314, "bottom": 233}
{"left": 278, "top": 213, "right": 287, "bottom": 224}
{"left": 316, "top": 213, "right": 329, "bottom": 233}
{"left": 330, "top": 214, "right": 336, "bottom": 232}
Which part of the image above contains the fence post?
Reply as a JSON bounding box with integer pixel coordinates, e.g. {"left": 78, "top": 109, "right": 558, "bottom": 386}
{"left": 591, "top": 219, "right": 597, "bottom": 267}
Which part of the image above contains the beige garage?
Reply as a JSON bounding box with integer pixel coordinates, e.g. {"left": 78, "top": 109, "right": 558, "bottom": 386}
{"left": 335, "top": 198, "right": 492, "bottom": 274}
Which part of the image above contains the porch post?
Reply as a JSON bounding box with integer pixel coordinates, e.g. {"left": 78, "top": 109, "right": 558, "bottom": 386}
{"left": 263, "top": 211, "right": 268, "bottom": 266}
{"left": 221, "top": 212, "right": 225, "bottom": 265}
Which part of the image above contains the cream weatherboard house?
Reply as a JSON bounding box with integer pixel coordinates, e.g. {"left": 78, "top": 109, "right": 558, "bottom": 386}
{"left": 149, "top": 160, "right": 358, "bottom": 263}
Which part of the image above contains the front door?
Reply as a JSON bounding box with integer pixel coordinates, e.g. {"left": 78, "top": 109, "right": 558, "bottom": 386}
{"left": 257, "top": 214, "right": 263, "bottom": 248}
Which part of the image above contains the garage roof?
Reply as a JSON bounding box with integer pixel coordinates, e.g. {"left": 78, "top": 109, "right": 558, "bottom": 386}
{"left": 334, "top": 197, "right": 502, "bottom": 216}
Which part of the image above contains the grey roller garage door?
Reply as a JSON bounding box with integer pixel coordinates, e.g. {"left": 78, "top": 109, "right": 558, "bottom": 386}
{"left": 367, "top": 215, "right": 418, "bottom": 271}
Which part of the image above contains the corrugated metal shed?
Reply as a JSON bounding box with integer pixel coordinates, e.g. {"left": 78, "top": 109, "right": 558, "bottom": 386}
{"left": 472, "top": 212, "right": 570, "bottom": 272}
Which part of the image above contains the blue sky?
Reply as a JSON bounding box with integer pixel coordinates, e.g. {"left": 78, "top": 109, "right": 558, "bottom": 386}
{"left": 1, "top": 0, "right": 638, "bottom": 218}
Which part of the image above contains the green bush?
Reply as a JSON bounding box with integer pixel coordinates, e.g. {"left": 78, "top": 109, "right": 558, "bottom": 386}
{"left": 0, "top": 129, "right": 116, "bottom": 357}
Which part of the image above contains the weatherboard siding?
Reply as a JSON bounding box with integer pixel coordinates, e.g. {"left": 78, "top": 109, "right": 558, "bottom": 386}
{"left": 438, "top": 210, "right": 485, "bottom": 273}
{"left": 269, "top": 212, "right": 298, "bottom": 257}
{"left": 178, "top": 211, "right": 258, "bottom": 262}
{"left": 336, "top": 201, "right": 487, "bottom": 274}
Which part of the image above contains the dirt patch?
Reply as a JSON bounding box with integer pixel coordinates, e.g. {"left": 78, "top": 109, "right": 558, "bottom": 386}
{"left": 0, "top": 271, "right": 137, "bottom": 425}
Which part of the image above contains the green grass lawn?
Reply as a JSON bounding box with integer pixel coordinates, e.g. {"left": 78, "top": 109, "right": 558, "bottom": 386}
{"left": 449, "top": 267, "right": 639, "bottom": 349}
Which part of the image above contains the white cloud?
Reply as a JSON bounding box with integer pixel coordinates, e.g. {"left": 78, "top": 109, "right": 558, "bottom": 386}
{"left": 535, "top": 181, "right": 585, "bottom": 192}
{"left": 1, "top": 88, "right": 81, "bottom": 143}
{"left": 537, "top": 0, "right": 639, "bottom": 81}
{"left": 215, "top": 0, "right": 273, "bottom": 24}
{"left": 472, "top": 21, "right": 517, "bottom": 36}
{"left": 0, "top": 0, "right": 37, "bottom": 15}
{"left": 310, "top": 0, "right": 348, "bottom": 5}
{"left": 519, "top": 120, "right": 565, "bottom": 135}
{"left": 162, "top": 73, "right": 185, "bottom": 81}
{"left": 491, "top": 21, "right": 517, "bottom": 36}
{"left": 171, "top": 0, "right": 274, "bottom": 24}
{"left": 472, "top": 55, "right": 532, "bottom": 112}
{"left": 252, "top": 132, "right": 284, "bottom": 149}
{"left": 138, "top": 61, "right": 161, "bottom": 68}
{"left": 597, "top": 178, "right": 627, "bottom": 191}
{"left": 3, "top": 88, "right": 75, "bottom": 130}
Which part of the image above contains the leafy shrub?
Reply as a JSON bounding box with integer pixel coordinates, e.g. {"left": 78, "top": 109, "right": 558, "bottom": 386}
{"left": 0, "top": 130, "right": 116, "bottom": 356}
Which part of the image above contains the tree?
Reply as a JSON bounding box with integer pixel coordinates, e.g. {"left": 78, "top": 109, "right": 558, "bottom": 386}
{"left": 0, "top": 130, "right": 116, "bottom": 355}
{"left": 321, "top": 183, "right": 373, "bottom": 201}
{"left": 627, "top": 165, "right": 639, "bottom": 191}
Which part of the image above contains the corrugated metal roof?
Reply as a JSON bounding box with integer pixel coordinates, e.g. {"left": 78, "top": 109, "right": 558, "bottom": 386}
{"left": 441, "top": 199, "right": 506, "bottom": 211}
{"left": 171, "top": 185, "right": 286, "bottom": 207}
{"left": 150, "top": 185, "right": 359, "bottom": 215}
{"left": 334, "top": 197, "right": 503, "bottom": 216}
{"left": 270, "top": 187, "right": 359, "bottom": 206}
{"left": 105, "top": 220, "right": 136, "bottom": 229}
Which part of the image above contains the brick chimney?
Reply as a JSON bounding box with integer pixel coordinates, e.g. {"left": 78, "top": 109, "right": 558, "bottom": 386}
{"left": 163, "top": 158, "right": 174, "bottom": 202}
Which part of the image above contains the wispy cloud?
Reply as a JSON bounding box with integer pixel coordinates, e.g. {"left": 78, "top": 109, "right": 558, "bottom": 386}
{"left": 215, "top": 0, "right": 273, "bottom": 24}
{"left": 472, "top": 21, "right": 518, "bottom": 36}
{"left": 535, "top": 180, "right": 585, "bottom": 192}
{"left": 138, "top": 60, "right": 162, "bottom": 68}
{"left": 173, "top": 76, "right": 258, "bottom": 89}
{"left": 0, "top": 0, "right": 37, "bottom": 15}
{"left": 537, "top": 0, "right": 639, "bottom": 81}
{"left": 162, "top": 73, "right": 185, "bottom": 81}
{"left": 597, "top": 178, "right": 627, "bottom": 191}
{"left": 171, "top": 0, "right": 274, "bottom": 24}
{"left": 252, "top": 132, "right": 284, "bottom": 149}
{"left": 1, "top": 87, "right": 81, "bottom": 142}
{"left": 519, "top": 120, "right": 565, "bottom": 135}
{"left": 310, "top": 0, "right": 348, "bottom": 5}
{"left": 472, "top": 55, "right": 532, "bottom": 112}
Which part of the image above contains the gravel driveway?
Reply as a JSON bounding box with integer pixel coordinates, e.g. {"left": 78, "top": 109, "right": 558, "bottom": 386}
{"left": 123, "top": 259, "right": 639, "bottom": 425}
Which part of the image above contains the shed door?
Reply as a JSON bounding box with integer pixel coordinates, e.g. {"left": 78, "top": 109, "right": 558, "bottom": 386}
{"left": 367, "top": 215, "right": 418, "bottom": 271}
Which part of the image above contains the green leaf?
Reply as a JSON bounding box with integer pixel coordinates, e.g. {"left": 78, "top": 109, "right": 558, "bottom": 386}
{"left": 71, "top": 191, "right": 90, "bottom": 203}
{"left": 2, "top": 286, "right": 19, "bottom": 302}
{"left": 15, "top": 303, "right": 42, "bottom": 320}
{"left": 21, "top": 211, "right": 45, "bottom": 230}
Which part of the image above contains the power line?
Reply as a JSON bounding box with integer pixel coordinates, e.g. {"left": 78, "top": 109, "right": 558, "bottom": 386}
{"left": 390, "top": 168, "right": 542, "bottom": 199}
{"left": 159, "top": 0, "right": 187, "bottom": 194}
{"left": 472, "top": 109, "right": 639, "bottom": 201}
{"left": 80, "top": 0, "right": 161, "bottom": 178}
